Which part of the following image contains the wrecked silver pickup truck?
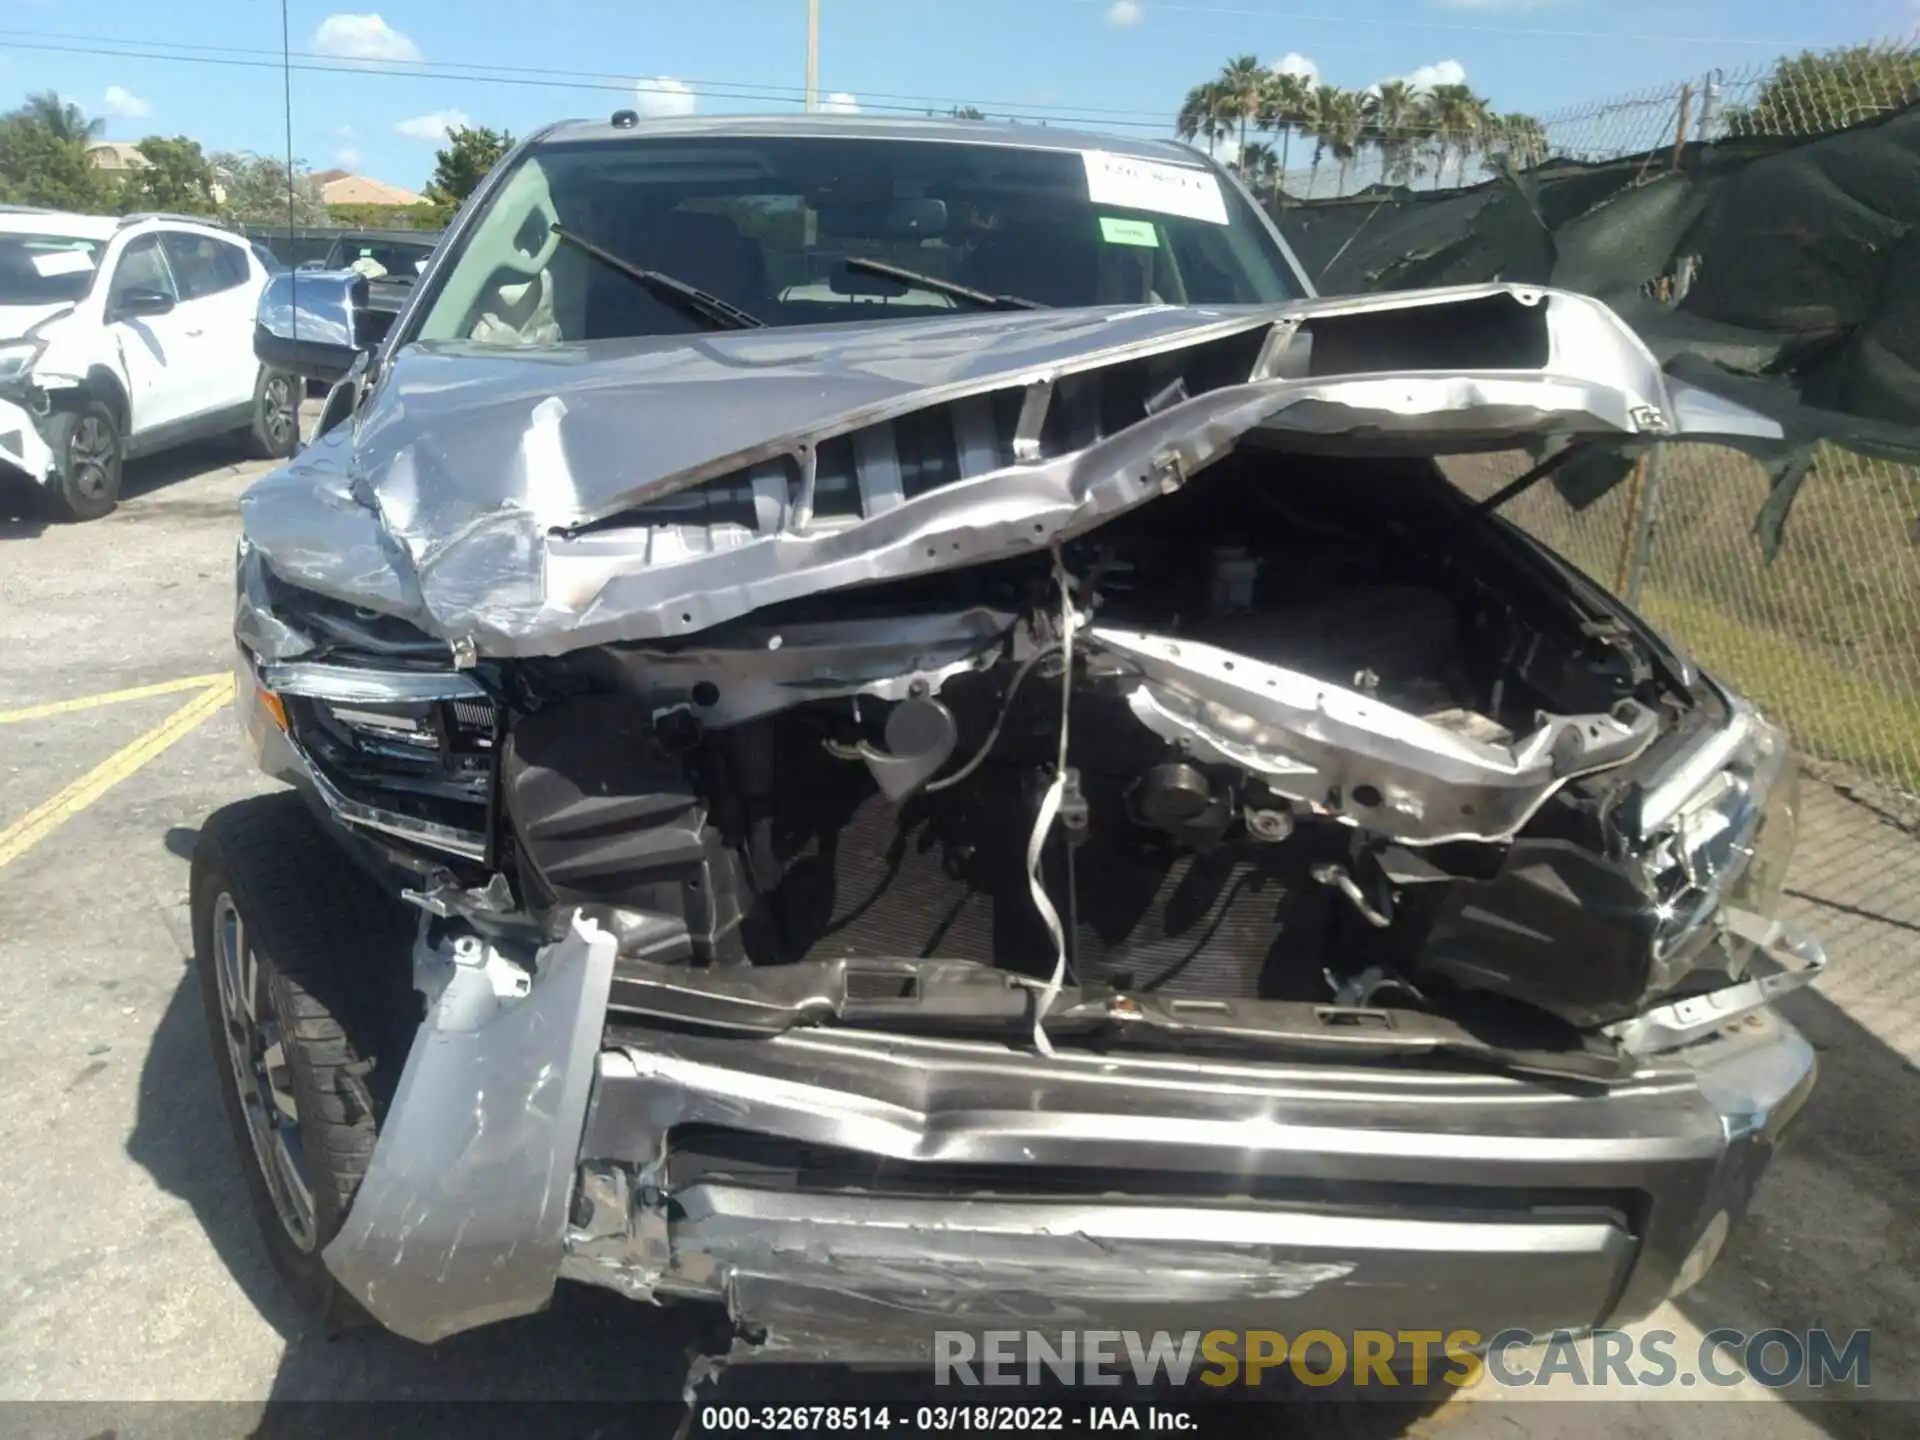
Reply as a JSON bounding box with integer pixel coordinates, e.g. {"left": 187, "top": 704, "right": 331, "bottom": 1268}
{"left": 192, "top": 115, "right": 1820, "bottom": 1361}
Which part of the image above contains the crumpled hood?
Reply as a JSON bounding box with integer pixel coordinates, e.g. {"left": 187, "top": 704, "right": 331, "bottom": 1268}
{"left": 239, "top": 283, "right": 1786, "bottom": 660}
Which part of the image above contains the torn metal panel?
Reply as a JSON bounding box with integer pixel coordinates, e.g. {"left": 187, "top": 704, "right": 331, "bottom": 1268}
{"left": 321, "top": 915, "right": 616, "bottom": 1343}
{"left": 238, "top": 283, "right": 1786, "bottom": 660}
{"left": 611, "top": 608, "right": 1016, "bottom": 729}
{"left": 1092, "top": 627, "right": 1659, "bottom": 845}
{"left": 541, "top": 1015, "right": 1812, "bottom": 1354}
{"left": 0, "top": 395, "right": 54, "bottom": 487}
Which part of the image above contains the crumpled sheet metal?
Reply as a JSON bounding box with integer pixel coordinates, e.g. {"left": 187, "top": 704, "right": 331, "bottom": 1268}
{"left": 561, "top": 1037, "right": 1641, "bottom": 1359}
{"left": 0, "top": 397, "right": 55, "bottom": 486}
{"left": 614, "top": 607, "right": 1016, "bottom": 729}
{"left": 238, "top": 283, "right": 1784, "bottom": 661}
{"left": 1094, "top": 626, "right": 1659, "bottom": 845}
{"left": 321, "top": 915, "right": 616, "bottom": 1344}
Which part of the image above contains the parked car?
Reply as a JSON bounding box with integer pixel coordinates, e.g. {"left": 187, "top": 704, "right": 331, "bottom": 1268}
{"left": 297, "top": 228, "right": 440, "bottom": 316}
{"left": 197, "top": 115, "right": 1820, "bottom": 1363}
{"left": 0, "top": 209, "right": 298, "bottom": 519}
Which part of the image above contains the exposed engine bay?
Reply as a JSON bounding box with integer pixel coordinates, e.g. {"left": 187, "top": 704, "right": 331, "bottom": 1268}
{"left": 222, "top": 262, "right": 1829, "bottom": 1354}
{"left": 264, "top": 443, "right": 1783, "bottom": 1074}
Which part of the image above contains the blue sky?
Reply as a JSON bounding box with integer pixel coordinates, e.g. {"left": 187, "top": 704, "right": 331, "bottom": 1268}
{"left": 1, "top": 0, "right": 1911, "bottom": 190}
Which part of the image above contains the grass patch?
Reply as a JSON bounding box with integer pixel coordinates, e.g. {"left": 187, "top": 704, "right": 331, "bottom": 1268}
{"left": 1639, "top": 588, "right": 1920, "bottom": 793}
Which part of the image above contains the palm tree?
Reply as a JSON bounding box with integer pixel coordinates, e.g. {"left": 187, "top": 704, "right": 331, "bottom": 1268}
{"left": 1364, "top": 80, "right": 1425, "bottom": 188}
{"left": 1428, "top": 83, "right": 1491, "bottom": 189}
{"left": 1237, "top": 140, "right": 1280, "bottom": 200}
{"left": 1214, "top": 55, "right": 1269, "bottom": 164}
{"left": 1314, "top": 89, "right": 1367, "bottom": 194}
{"left": 1303, "top": 84, "right": 1347, "bottom": 197}
{"left": 1486, "top": 112, "right": 1550, "bottom": 173}
{"left": 14, "top": 91, "right": 102, "bottom": 144}
{"left": 1258, "top": 71, "right": 1313, "bottom": 197}
{"left": 1175, "top": 81, "right": 1231, "bottom": 157}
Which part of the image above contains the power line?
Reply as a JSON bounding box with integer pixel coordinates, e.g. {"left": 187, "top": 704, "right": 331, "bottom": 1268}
{"left": 1056, "top": 0, "right": 1824, "bottom": 49}
{"left": 0, "top": 28, "right": 1186, "bottom": 129}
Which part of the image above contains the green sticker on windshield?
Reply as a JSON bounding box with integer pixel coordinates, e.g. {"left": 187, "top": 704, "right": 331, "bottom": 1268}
{"left": 1099, "top": 216, "right": 1160, "bottom": 248}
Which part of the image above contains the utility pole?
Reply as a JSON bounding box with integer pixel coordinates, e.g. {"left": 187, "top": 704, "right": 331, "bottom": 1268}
{"left": 805, "top": 0, "right": 820, "bottom": 112}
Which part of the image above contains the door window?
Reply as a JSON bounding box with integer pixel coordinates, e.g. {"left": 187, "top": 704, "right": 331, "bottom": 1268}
{"left": 160, "top": 232, "right": 250, "bottom": 300}
{"left": 107, "top": 235, "right": 177, "bottom": 309}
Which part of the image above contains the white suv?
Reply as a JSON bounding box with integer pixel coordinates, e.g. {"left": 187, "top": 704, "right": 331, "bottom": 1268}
{"left": 0, "top": 208, "right": 299, "bottom": 520}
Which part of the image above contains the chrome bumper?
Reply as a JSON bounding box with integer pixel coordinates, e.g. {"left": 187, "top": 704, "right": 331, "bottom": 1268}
{"left": 557, "top": 1011, "right": 1813, "bottom": 1360}
{"left": 311, "top": 913, "right": 1817, "bottom": 1352}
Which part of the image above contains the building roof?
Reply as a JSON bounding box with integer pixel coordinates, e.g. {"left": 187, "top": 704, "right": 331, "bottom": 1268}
{"left": 315, "top": 173, "right": 427, "bottom": 207}
{"left": 86, "top": 141, "right": 151, "bottom": 172}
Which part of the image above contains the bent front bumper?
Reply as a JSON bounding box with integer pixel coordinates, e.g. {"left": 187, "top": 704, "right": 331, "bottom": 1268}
{"left": 0, "top": 396, "right": 54, "bottom": 488}
{"left": 320, "top": 918, "right": 1817, "bottom": 1351}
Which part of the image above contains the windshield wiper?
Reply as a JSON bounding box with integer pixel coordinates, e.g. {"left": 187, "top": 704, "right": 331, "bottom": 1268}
{"left": 842, "top": 256, "right": 1046, "bottom": 312}
{"left": 549, "top": 223, "right": 764, "bottom": 331}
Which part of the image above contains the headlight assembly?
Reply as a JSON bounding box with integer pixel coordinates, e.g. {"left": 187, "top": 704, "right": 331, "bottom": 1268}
{"left": 0, "top": 339, "right": 43, "bottom": 384}
{"left": 252, "top": 660, "right": 500, "bottom": 863}
{"left": 1638, "top": 710, "right": 1798, "bottom": 986}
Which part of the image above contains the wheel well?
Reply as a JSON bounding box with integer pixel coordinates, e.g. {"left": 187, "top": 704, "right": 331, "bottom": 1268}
{"left": 61, "top": 367, "right": 130, "bottom": 432}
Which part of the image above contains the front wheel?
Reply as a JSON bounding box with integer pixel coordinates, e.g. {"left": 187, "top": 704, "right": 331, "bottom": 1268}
{"left": 244, "top": 368, "right": 301, "bottom": 459}
{"left": 44, "top": 399, "right": 123, "bottom": 521}
{"left": 190, "top": 792, "right": 415, "bottom": 1325}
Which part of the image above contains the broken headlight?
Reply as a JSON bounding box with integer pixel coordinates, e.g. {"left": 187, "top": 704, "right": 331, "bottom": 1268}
{"left": 1638, "top": 711, "right": 1797, "bottom": 985}
{"left": 255, "top": 661, "right": 501, "bottom": 862}
{"left": 0, "top": 339, "right": 42, "bottom": 384}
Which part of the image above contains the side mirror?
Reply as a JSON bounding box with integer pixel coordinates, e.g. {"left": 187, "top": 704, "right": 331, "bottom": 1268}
{"left": 254, "top": 269, "right": 392, "bottom": 385}
{"left": 113, "top": 287, "right": 175, "bottom": 320}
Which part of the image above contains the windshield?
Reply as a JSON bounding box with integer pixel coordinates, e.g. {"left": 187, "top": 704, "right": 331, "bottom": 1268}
{"left": 0, "top": 234, "right": 105, "bottom": 306}
{"left": 412, "top": 135, "right": 1303, "bottom": 347}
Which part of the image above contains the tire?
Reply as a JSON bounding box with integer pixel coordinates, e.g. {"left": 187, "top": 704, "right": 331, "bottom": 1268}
{"left": 44, "top": 398, "right": 123, "bottom": 521}
{"left": 244, "top": 367, "right": 302, "bottom": 460}
{"left": 190, "top": 791, "right": 417, "bottom": 1328}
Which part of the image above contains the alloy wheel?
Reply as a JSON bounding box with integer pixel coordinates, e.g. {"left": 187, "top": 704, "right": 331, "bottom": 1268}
{"left": 68, "top": 416, "right": 115, "bottom": 501}
{"left": 211, "top": 891, "right": 318, "bottom": 1251}
{"left": 262, "top": 374, "right": 299, "bottom": 451}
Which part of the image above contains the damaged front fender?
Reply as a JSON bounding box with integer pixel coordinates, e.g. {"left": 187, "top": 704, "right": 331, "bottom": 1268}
{"left": 322, "top": 914, "right": 616, "bottom": 1343}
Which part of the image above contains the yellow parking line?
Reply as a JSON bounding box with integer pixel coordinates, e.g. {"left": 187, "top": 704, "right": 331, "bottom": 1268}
{"left": 0, "top": 672, "right": 232, "bottom": 725}
{"left": 0, "top": 676, "right": 234, "bottom": 871}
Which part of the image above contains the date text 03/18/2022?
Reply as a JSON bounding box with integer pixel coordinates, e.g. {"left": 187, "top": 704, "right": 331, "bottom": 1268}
{"left": 697, "top": 1405, "right": 1195, "bottom": 1432}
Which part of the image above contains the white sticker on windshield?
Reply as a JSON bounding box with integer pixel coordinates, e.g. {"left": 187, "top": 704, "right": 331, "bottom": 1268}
{"left": 30, "top": 249, "right": 96, "bottom": 278}
{"left": 1083, "top": 151, "right": 1228, "bottom": 225}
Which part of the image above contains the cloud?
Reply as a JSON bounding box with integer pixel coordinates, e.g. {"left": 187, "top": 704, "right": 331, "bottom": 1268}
{"left": 100, "top": 85, "right": 151, "bottom": 119}
{"left": 820, "top": 91, "right": 861, "bottom": 115}
{"left": 1106, "top": 1, "right": 1145, "bottom": 25}
{"left": 334, "top": 147, "right": 362, "bottom": 168}
{"left": 311, "top": 13, "right": 422, "bottom": 64}
{"left": 1270, "top": 52, "right": 1319, "bottom": 85}
{"left": 1181, "top": 133, "right": 1241, "bottom": 169}
{"left": 633, "top": 76, "right": 697, "bottom": 118}
{"left": 395, "top": 108, "right": 471, "bottom": 142}
{"left": 1386, "top": 59, "right": 1468, "bottom": 93}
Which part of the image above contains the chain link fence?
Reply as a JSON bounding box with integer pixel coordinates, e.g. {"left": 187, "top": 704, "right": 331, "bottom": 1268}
{"left": 1256, "top": 32, "right": 1920, "bottom": 804}
{"left": 1445, "top": 450, "right": 1920, "bottom": 805}
{"left": 1270, "top": 31, "right": 1919, "bottom": 202}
